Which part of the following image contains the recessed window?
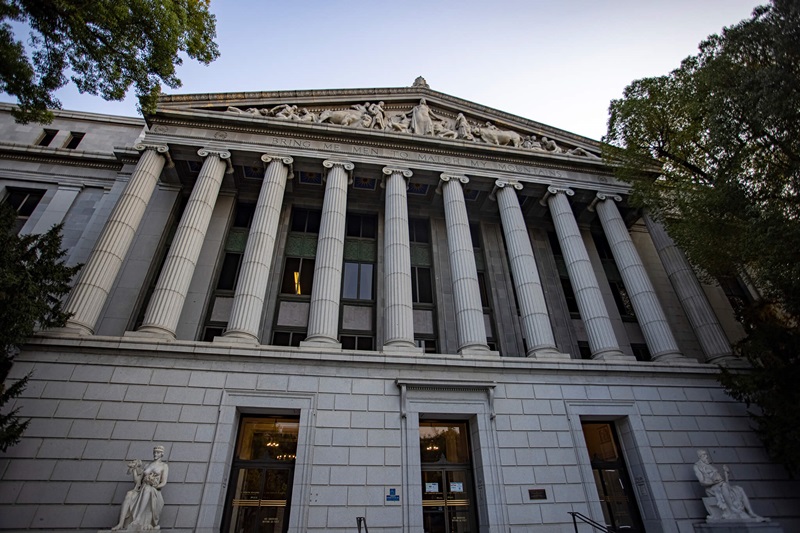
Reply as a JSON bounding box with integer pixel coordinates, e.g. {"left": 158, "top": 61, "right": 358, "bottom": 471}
{"left": 281, "top": 257, "right": 315, "bottom": 295}
{"left": 37, "top": 129, "right": 58, "bottom": 147}
{"left": 291, "top": 207, "right": 321, "bottom": 233}
{"left": 341, "top": 335, "right": 374, "bottom": 351}
{"left": 216, "top": 253, "right": 243, "bottom": 291}
{"left": 63, "top": 132, "right": 84, "bottom": 149}
{"left": 409, "top": 218, "right": 430, "bottom": 243}
{"left": 233, "top": 203, "right": 256, "bottom": 228}
{"left": 415, "top": 339, "right": 437, "bottom": 354}
{"left": 4, "top": 188, "right": 45, "bottom": 233}
{"left": 411, "top": 267, "right": 433, "bottom": 304}
{"left": 342, "top": 262, "right": 373, "bottom": 300}
{"left": 346, "top": 213, "right": 376, "bottom": 239}
{"left": 273, "top": 331, "right": 304, "bottom": 347}
{"left": 631, "top": 343, "right": 651, "bottom": 362}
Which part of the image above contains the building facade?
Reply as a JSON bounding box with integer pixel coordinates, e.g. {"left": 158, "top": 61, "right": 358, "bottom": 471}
{"left": 0, "top": 81, "right": 797, "bottom": 533}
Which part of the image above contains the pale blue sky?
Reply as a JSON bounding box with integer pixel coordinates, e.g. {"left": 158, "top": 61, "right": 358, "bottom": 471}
{"left": 1, "top": 0, "right": 764, "bottom": 140}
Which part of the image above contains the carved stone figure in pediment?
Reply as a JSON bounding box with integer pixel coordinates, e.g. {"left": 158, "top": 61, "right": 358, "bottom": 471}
{"left": 368, "top": 101, "right": 386, "bottom": 130}
{"left": 541, "top": 136, "right": 563, "bottom": 153}
{"left": 473, "top": 122, "right": 524, "bottom": 147}
{"left": 413, "top": 76, "right": 429, "bottom": 88}
{"left": 408, "top": 98, "right": 441, "bottom": 135}
{"left": 318, "top": 107, "right": 369, "bottom": 127}
{"left": 522, "top": 135, "right": 544, "bottom": 150}
{"left": 387, "top": 114, "right": 411, "bottom": 133}
{"left": 567, "top": 146, "right": 598, "bottom": 158}
{"left": 693, "top": 449, "right": 768, "bottom": 523}
{"left": 294, "top": 108, "right": 318, "bottom": 123}
{"left": 455, "top": 113, "right": 474, "bottom": 141}
{"left": 269, "top": 104, "right": 299, "bottom": 120}
{"left": 433, "top": 120, "right": 457, "bottom": 139}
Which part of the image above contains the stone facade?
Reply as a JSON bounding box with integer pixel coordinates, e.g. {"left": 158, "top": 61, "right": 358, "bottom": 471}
{"left": 0, "top": 82, "right": 797, "bottom": 533}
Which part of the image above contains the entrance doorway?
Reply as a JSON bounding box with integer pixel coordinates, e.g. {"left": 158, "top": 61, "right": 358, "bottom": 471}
{"left": 222, "top": 416, "right": 299, "bottom": 533}
{"left": 581, "top": 422, "right": 645, "bottom": 532}
{"left": 420, "top": 421, "right": 478, "bottom": 533}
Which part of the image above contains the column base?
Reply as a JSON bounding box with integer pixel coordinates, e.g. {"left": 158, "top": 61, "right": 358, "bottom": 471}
{"left": 705, "top": 353, "right": 740, "bottom": 366}
{"left": 124, "top": 327, "right": 176, "bottom": 341}
{"left": 45, "top": 322, "right": 93, "bottom": 336}
{"left": 651, "top": 350, "right": 688, "bottom": 363}
{"left": 526, "top": 347, "right": 570, "bottom": 360}
{"left": 591, "top": 349, "right": 636, "bottom": 362}
{"left": 215, "top": 331, "right": 259, "bottom": 345}
{"left": 383, "top": 341, "right": 423, "bottom": 354}
{"left": 458, "top": 343, "right": 499, "bottom": 356}
{"left": 299, "top": 336, "right": 341, "bottom": 350}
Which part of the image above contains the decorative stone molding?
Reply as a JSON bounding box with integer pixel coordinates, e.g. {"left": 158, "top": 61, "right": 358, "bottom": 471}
{"left": 489, "top": 178, "right": 523, "bottom": 201}
{"left": 395, "top": 378, "right": 496, "bottom": 419}
{"left": 261, "top": 154, "right": 294, "bottom": 176}
{"left": 382, "top": 166, "right": 413, "bottom": 178}
{"left": 588, "top": 191, "right": 623, "bottom": 211}
{"left": 539, "top": 185, "right": 574, "bottom": 206}
{"left": 134, "top": 143, "right": 173, "bottom": 168}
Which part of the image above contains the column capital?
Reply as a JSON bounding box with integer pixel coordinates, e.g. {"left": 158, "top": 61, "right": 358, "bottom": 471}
{"left": 439, "top": 173, "right": 469, "bottom": 184}
{"left": 261, "top": 154, "right": 294, "bottom": 166}
{"left": 495, "top": 179, "right": 523, "bottom": 191}
{"left": 197, "top": 147, "right": 231, "bottom": 159}
{"left": 382, "top": 166, "right": 413, "bottom": 178}
{"left": 134, "top": 143, "right": 169, "bottom": 154}
{"left": 322, "top": 159, "right": 354, "bottom": 171}
{"left": 198, "top": 147, "right": 234, "bottom": 174}
{"left": 540, "top": 185, "right": 574, "bottom": 206}
{"left": 588, "top": 191, "right": 623, "bottom": 212}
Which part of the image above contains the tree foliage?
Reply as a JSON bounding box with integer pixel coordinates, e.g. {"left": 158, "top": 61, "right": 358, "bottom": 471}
{"left": 0, "top": 0, "right": 219, "bottom": 124}
{"left": 0, "top": 205, "right": 81, "bottom": 451}
{"left": 604, "top": 0, "right": 800, "bottom": 475}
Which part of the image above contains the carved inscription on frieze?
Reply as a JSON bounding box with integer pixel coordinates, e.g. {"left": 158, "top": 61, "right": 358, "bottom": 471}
{"left": 264, "top": 136, "right": 564, "bottom": 178}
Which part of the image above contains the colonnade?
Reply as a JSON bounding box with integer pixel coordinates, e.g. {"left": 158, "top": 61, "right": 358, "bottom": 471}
{"left": 62, "top": 146, "right": 731, "bottom": 362}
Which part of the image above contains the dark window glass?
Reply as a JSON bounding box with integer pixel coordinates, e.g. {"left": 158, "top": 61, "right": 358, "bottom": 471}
{"left": 234, "top": 203, "right": 256, "bottom": 228}
{"left": 548, "top": 231, "right": 563, "bottom": 256}
{"left": 469, "top": 222, "right": 481, "bottom": 248}
{"left": 281, "top": 257, "right": 315, "bottom": 295}
{"left": 291, "top": 208, "right": 322, "bottom": 233}
{"left": 217, "top": 253, "right": 242, "bottom": 291}
{"left": 578, "top": 342, "right": 592, "bottom": 360}
{"left": 477, "top": 273, "right": 490, "bottom": 308}
{"left": 411, "top": 267, "right": 433, "bottom": 304}
{"left": 409, "top": 218, "right": 430, "bottom": 243}
{"left": 342, "top": 262, "right": 374, "bottom": 300}
{"left": 38, "top": 129, "right": 57, "bottom": 147}
{"left": 4, "top": 189, "right": 45, "bottom": 233}
{"left": 273, "top": 331, "right": 304, "bottom": 347}
{"left": 341, "top": 335, "right": 373, "bottom": 351}
{"left": 415, "top": 339, "right": 437, "bottom": 353}
{"left": 631, "top": 344, "right": 651, "bottom": 362}
{"left": 203, "top": 327, "right": 224, "bottom": 342}
{"left": 346, "top": 213, "right": 377, "bottom": 239}
{"left": 594, "top": 232, "right": 615, "bottom": 260}
{"left": 561, "top": 277, "right": 580, "bottom": 315}
{"left": 64, "top": 132, "right": 84, "bottom": 149}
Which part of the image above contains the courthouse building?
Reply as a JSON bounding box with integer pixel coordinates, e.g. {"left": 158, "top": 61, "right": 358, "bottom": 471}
{"left": 0, "top": 79, "right": 797, "bottom": 532}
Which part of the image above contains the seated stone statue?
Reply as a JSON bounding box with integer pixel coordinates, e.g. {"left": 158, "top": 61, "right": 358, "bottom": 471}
{"left": 112, "top": 445, "right": 170, "bottom": 531}
{"left": 693, "top": 449, "right": 767, "bottom": 522}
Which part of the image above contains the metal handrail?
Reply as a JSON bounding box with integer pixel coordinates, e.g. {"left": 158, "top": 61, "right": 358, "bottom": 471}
{"left": 356, "top": 516, "right": 369, "bottom": 533}
{"left": 568, "top": 511, "right": 617, "bottom": 533}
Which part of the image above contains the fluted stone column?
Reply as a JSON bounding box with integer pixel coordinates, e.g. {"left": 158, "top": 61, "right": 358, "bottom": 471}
{"left": 494, "top": 179, "right": 563, "bottom": 358}
{"left": 301, "top": 160, "right": 353, "bottom": 347}
{"left": 440, "top": 174, "right": 491, "bottom": 355}
{"left": 63, "top": 144, "right": 169, "bottom": 335}
{"left": 594, "top": 193, "right": 683, "bottom": 361}
{"left": 221, "top": 155, "right": 294, "bottom": 343}
{"left": 135, "top": 148, "right": 230, "bottom": 339}
{"left": 644, "top": 214, "right": 734, "bottom": 363}
{"left": 382, "top": 167, "right": 418, "bottom": 351}
{"left": 543, "top": 186, "right": 625, "bottom": 360}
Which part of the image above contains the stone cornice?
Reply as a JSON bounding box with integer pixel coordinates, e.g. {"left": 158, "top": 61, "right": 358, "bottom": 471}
{"left": 0, "top": 141, "right": 124, "bottom": 170}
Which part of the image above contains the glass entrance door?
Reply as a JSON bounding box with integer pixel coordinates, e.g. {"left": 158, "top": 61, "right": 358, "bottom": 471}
{"left": 581, "top": 422, "right": 645, "bottom": 532}
{"left": 420, "top": 421, "right": 478, "bottom": 533}
{"left": 223, "top": 416, "right": 299, "bottom": 533}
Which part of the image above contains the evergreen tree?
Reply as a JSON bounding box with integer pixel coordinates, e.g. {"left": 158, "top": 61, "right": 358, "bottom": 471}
{"left": 0, "top": 205, "right": 81, "bottom": 451}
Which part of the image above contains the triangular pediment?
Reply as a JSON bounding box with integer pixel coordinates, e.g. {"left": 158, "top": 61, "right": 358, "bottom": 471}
{"left": 154, "top": 84, "right": 601, "bottom": 161}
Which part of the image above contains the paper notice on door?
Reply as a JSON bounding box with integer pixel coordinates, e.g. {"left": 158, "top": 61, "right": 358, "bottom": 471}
{"left": 450, "top": 482, "right": 463, "bottom": 492}
{"left": 425, "top": 482, "right": 439, "bottom": 493}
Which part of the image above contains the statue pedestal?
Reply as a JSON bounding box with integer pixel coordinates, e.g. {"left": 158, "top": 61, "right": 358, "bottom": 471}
{"left": 694, "top": 521, "right": 784, "bottom": 533}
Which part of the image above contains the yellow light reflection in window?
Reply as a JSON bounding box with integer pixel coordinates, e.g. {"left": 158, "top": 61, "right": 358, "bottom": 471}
{"left": 294, "top": 271, "right": 301, "bottom": 294}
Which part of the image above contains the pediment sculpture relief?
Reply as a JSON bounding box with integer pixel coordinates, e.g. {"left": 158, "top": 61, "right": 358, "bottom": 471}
{"left": 225, "top": 99, "right": 599, "bottom": 158}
